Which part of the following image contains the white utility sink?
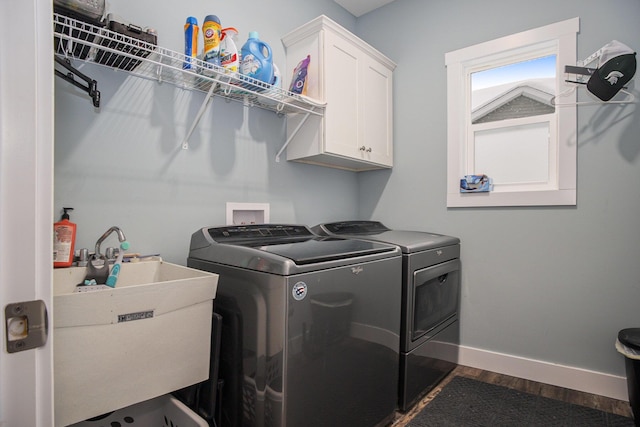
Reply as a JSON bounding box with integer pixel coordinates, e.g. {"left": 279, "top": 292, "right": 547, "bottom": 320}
{"left": 53, "top": 258, "right": 218, "bottom": 427}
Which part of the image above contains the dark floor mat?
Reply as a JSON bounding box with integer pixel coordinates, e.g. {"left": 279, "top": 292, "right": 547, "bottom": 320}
{"left": 408, "top": 376, "right": 635, "bottom": 427}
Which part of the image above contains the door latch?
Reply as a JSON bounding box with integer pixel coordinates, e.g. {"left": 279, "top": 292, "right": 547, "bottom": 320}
{"left": 4, "top": 300, "right": 48, "bottom": 353}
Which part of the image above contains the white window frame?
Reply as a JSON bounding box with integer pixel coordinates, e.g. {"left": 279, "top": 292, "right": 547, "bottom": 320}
{"left": 445, "top": 17, "right": 579, "bottom": 207}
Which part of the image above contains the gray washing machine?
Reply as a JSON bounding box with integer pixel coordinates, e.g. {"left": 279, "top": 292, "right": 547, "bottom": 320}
{"left": 188, "top": 224, "right": 402, "bottom": 427}
{"left": 312, "top": 221, "right": 461, "bottom": 411}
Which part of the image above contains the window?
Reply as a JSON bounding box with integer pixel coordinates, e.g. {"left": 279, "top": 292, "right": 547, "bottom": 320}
{"left": 445, "top": 18, "right": 579, "bottom": 207}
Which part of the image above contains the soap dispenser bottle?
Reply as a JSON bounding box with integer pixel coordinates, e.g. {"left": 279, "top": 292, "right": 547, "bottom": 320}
{"left": 53, "top": 207, "right": 77, "bottom": 268}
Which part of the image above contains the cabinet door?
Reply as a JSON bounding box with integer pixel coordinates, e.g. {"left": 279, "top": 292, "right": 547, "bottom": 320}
{"left": 282, "top": 15, "right": 395, "bottom": 171}
{"left": 360, "top": 56, "right": 393, "bottom": 167}
{"left": 323, "top": 31, "right": 361, "bottom": 159}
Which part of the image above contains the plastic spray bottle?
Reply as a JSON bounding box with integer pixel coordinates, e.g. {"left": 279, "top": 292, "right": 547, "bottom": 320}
{"left": 202, "top": 15, "right": 222, "bottom": 67}
{"left": 220, "top": 27, "right": 239, "bottom": 74}
{"left": 53, "top": 207, "right": 77, "bottom": 268}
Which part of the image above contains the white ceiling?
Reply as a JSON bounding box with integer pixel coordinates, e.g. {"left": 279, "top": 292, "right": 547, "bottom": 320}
{"left": 333, "top": 0, "right": 397, "bottom": 17}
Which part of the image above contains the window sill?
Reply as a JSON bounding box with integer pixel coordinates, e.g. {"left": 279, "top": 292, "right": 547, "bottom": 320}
{"left": 447, "top": 188, "right": 576, "bottom": 208}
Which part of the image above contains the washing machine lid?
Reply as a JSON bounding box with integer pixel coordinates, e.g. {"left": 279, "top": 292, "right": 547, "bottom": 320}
{"left": 248, "top": 237, "right": 394, "bottom": 264}
{"left": 313, "top": 221, "right": 460, "bottom": 254}
{"left": 189, "top": 224, "right": 400, "bottom": 274}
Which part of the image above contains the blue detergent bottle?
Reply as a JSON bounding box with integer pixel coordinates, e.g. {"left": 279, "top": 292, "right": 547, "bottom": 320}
{"left": 240, "top": 31, "right": 274, "bottom": 86}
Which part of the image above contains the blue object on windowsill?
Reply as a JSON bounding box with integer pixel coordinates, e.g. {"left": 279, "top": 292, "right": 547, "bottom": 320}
{"left": 460, "top": 175, "right": 493, "bottom": 193}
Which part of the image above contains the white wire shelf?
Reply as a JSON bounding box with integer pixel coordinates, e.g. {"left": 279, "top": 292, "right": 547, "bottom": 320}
{"left": 53, "top": 13, "right": 325, "bottom": 117}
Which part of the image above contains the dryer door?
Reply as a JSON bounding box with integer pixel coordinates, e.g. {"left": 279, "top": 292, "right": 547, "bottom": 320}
{"left": 408, "top": 259, "right": 461, "bottom": 351}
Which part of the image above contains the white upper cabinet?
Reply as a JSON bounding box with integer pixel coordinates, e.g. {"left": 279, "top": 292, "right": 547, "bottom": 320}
{"left": 282, "top": 16, "right": 396, "bottom": 171}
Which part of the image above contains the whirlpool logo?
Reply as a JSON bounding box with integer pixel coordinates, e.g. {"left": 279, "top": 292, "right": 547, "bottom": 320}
{"left": 351, "top": 266, "right": 364, "bottom": 275}
{"left": 292, "top": 282, "right": 307, "bottom": 301}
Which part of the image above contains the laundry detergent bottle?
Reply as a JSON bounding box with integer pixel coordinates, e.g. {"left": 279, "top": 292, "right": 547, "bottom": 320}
{"left": 202, "top": 15, "right": 222, "bottom": 67}
{"left": 183, "top": 17, "right": 199, "bottom": 70}
{"left": 240, "top": 31, "right": 274, "bottom": 85}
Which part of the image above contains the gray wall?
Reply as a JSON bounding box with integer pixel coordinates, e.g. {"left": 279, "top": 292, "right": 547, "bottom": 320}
{"left": 356, "top": 0, "right": 640, "bottom": 377}
{"left": 54, "top": 0, "right": 356, "bottom": 262}
{"left": 55, "top": 0, "right": 640, "bottom": 385}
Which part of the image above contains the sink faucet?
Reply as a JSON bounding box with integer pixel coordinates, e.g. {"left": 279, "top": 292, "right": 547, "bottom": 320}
{"left": 95, "top": 226, "right": 127, "bottom": 258}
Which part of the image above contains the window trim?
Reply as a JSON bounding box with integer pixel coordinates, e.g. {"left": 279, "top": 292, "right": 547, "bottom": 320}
{"left": 445, "top": 17, "right": 579, "bottom": 207}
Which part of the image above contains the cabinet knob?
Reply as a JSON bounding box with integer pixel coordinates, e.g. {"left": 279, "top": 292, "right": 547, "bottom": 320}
{"left": 366, "top": 147, "right": 372, "bottom": 153}
{"left": 360, "top": 146, "right": 367, "bottom": 151}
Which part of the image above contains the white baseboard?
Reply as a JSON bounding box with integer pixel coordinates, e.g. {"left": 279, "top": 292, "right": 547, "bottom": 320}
{"left": 457, "top": 344, "right": 629, "bottom": 402}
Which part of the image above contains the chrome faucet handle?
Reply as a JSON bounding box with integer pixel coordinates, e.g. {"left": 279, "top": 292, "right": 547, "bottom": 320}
{"left": 105, "top": 247, "right": 116, "bottom": 260}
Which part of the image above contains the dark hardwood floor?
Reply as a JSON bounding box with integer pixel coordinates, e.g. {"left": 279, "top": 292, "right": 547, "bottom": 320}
{"left": 391, "top": 365, "right": 633, "bottom": 426}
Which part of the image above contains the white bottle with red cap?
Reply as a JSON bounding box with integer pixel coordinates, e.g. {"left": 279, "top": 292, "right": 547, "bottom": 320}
{"left": 220, "top": 27, "right": 239, "bottom": 74}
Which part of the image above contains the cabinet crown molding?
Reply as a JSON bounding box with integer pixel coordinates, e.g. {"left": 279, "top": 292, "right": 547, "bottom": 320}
{"left": 282, "top": 14, "right": 396, "bottom": 70}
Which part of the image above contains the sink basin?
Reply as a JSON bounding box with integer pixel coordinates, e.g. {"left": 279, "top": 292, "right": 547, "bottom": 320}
{"left": 53, "top": 257, "right": 218, "bottom": 327}
{"left": 53, "top": 258, "right": 218, "bottom": 427}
